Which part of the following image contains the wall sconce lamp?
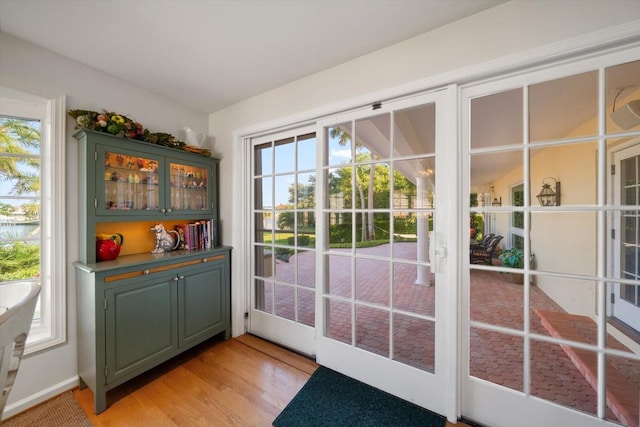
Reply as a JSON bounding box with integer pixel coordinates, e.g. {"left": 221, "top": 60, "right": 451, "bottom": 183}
{"left": 490, "top": 186, "right": 502, "bottom": 207}
{"left": 536, "top": 177, "right": 561, "bottom": 206}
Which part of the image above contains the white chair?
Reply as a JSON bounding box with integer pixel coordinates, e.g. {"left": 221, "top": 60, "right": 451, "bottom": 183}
{"left": 0, "top": 283, "right": 40, "bottom": 418}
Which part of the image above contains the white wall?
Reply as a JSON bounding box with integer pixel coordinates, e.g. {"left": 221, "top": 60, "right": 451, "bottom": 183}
{"left": 209, "top": 0, "right": 640, "bottom": 336}
{"left": 0, "top": 32, "right": 209, "bottom": 416}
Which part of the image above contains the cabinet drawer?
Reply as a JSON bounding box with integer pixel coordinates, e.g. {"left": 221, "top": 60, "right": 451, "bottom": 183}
{"left": 103, "top": 254, "right": 226, "bottom": 283}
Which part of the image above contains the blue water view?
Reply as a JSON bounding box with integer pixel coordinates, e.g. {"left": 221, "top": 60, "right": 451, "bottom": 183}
{"left": 0, "top": 222, "right": 40, "bottom": 239}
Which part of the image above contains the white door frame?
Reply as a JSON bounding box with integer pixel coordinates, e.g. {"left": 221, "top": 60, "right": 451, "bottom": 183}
{"left": 247, "top": 125, "right": 318, "bottom": 356}
{"left": 314, "top": 88, "right": 459, "bottom": 421}
{"left": 610, "top": 139, "right": 640, "bottom": 331}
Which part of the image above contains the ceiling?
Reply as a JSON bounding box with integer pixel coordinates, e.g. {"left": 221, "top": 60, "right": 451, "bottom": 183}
{"left": 0, "top": 0, "right": 506, "bottom": 114}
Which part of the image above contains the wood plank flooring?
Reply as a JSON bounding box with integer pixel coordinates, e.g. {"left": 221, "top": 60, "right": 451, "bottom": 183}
{"left": 74, "top": 334, "right": 467, "bottom": 426}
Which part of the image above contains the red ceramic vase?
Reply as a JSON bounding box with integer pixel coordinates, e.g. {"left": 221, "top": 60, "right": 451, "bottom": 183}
{"left": 96, "top": 234, "right": 123, "bottom": 261}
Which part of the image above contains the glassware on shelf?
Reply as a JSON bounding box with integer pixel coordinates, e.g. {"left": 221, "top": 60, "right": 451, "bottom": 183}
{"left": 103, "top": 151, "right": 159, "bottom": 211}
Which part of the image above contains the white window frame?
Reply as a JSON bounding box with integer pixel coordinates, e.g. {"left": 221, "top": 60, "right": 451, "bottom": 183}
{"left": 0, "top": 88, "right": 66, "bottom": 354}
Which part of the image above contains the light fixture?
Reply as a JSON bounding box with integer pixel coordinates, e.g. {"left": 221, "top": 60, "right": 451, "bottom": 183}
{"left": 610, "top": 87, "right": 640, "bottom": 130}
{"left": 490, "top": 186, "right": 502, "bottom": 207}
{"left": 611, "top": 99, "right": 640, "bottom": 129}
{"left": 536, "top": 177, "right": 561, "bottom": 206}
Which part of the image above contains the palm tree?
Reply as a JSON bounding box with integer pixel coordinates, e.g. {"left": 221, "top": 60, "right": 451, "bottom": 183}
{"left": 0, "top": 117, "right": 41, "bottom": 281}
{"left": 330, "top": 126, "right": 375, "bottom": 241}
{"left": 0, "top": 117, "right": 41, "bottom": 195}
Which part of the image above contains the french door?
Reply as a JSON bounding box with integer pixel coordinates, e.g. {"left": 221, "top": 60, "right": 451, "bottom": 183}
{"left": 247, "top": 48, "right": 640, "bottom": 427}
{"left": 612, "top": 142, "right": 640, "bottom": 332}
{"left": 314, "top": 89, "right": 456, "bottom": 417}
{"left": 462, "top": 55, "right": 640, "bottom": 427}
{"left": 249, "top": 126, "right": 317, "bottom": 355}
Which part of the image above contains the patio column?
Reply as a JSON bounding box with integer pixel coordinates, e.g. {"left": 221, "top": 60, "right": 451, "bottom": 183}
{"left": 415, "top": 172, "right": 433, "bottom": 286}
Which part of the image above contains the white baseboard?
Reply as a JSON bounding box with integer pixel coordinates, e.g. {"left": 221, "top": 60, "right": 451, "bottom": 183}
{"left": 1, "top": 376, "right": 79, "bottom": 421}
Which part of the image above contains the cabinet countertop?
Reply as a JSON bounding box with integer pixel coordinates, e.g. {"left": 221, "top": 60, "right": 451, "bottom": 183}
{"left": 74, "top": 246, "right": 232, "bottom": 273}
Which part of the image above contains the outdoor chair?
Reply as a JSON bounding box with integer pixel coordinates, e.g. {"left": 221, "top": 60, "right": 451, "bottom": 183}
{"left": 470, "top": 233, "right": 494, "bottom": 250}
{"left": 470, "top": 235, "right": 503, "bottom": 265}
{"left": 0, "top": 283, "right": 40, "bottom": 418}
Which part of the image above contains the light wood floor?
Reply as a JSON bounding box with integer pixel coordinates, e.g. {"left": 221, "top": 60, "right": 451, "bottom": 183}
{"left": 74, "top": 334, "right": 469, "bottom": 426}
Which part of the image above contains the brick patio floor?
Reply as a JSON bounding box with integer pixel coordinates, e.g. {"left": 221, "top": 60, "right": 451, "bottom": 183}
{"left": 261, "top": 242, "right": 639, "bottom": 426}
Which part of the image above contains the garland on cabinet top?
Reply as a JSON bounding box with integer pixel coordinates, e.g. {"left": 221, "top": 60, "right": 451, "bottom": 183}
{"left": 68, "top": 109, "right": 211, "bottom": 157}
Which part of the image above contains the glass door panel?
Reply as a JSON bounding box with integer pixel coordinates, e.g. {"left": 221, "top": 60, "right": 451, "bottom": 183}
{"left": 463, "top": 56, "right": 640, "bottom": 427}
{"left": 316, "top": 90, "right": 453, "bottom": 417}
{"left": 169, "top": 162, "right": 209, "bottom": 212}
{"left": 249, "top": 128, "right": 317, "bottom": 356}
{"left": 102, "top": 150, "right": 160, "bottom": 212}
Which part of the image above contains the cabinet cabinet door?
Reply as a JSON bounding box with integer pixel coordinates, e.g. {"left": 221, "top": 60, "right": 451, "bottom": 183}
{"left": 166, "top": 159, "right": 213, "bottom": 215}
{"left": 95, "top": 145, "right": 164, "bottom": 216}
{"left": 94, "top": 144, "right": 215, "bottom": 218}
{"left": 105, "top": 277, "right": 177, "bottom": 383}
{"left": 178, "top": 262, "right": 226, "bottom": 347}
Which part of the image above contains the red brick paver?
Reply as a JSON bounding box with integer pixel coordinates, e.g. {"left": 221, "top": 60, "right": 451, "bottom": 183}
{"left": 259, "top": 243, "right": 640, "bottom": 425}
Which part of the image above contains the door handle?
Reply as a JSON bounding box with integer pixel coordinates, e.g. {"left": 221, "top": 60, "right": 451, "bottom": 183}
{"left": 429, "top": 233, "right": 447, "bottom": 273}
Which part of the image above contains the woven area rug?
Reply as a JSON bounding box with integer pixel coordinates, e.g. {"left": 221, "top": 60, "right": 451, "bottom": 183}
{"left": 273, "top": 366, "right": 445, "bottom": 427}
{"left": 2, "top": 391, "right": 92, "bottom": 427}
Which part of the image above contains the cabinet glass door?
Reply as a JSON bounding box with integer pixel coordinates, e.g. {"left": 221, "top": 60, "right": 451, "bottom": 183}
{"left": 101, "top": 149, "right": 161, "bottom": 213}
{"left": 169, "top": 162, "right": 209, "bottom": 212}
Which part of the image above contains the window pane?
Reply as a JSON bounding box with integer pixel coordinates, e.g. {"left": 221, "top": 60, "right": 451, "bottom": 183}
{"left": 296, "top": 172, "right": 315, "bottom": 209}
{"left": 355, "top": 258, "right": 389, "bottom": 306}
{"left": 394, "top": 103, "right": 435, "bottom": 157}
{"left": 254, "top": 142, "right": 272, "bottom": 176}
{"left": 274, "top": 283, "right": 295, "bottom": 321}
{"left": 530, "top": 141, "right": 597, "bottom": 206}
{"left": 531, "top": 211, "right": 597, "bottom": 276}
{"left": 326, "top": 298, "right": 351, "bottom": 344}
{"left": 606, "top": 60, "right": 640, "bottom": 134}
{"left": 274, "top": 174, "right": 295, "bottom": 208}
{"left": 355, "top": 305, "right": 389, "bottom": 357}
{"left": 531, "top": 277, "right": 598, "bottom": 346}
{"left": 530, "top": 339, "right": 598, "bottom": 418}
{"left": 327, "top": 254, "right": 351, "bottom": 298}
{"left": 274, "top": 137, "right": 295, "bottom": 173}
{"left": 328, "top": 166, "right": 352, "bottom": 210}
{"left": 0, "top": 157, "right": 40, "bottom": 199}
{"left": 297, "top": 133, "right": 316, "bottom": 171}
{"left": 327, "top": 122, "right": 352, "bottom": 166}
{"left": 470, "top": 88, "right": 523, "bottom": 149}
{"left": 393, "top": 314, "right": 434, "bottom": 372}
{"left": 470, "top": 269, "right": 524, "bottom": 330}
{"left": 605, "top": 353, "right": 640, "bottom": 426}
{"left": 355, "top": 114, "right": 390, "bottom": 161}
{"left": 470, "top": 327, "right": 523, "bottom": 392}
{"left": 0, "top": 116, "right": 41, "bottom": 283}
{"left": 470, "top": 151, "right": 523, "bottom": 208}
{"left": 393, "top": 261, "right": 434, "bottom": 316}
{"left": 529, "top": 71, "right": 598, "bottom": 142}
{"left": 328, "top": 211, "right": 353, "bottom": 247}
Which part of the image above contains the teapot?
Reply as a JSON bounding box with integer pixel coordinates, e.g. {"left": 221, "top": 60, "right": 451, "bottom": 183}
{"left": 184, "top": 127, "right": 206, "bottom": 147}
{"left": 96, "top": 233, "right": 124, "bottom": 261}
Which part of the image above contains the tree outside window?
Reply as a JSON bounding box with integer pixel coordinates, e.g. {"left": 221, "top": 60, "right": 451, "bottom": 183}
{"left": 0, "top": 116, "right": 41, "bottom": 285}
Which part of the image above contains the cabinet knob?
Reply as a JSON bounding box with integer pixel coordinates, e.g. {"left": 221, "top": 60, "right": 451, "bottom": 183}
{"left": 202, "top": 258, "right": 208, "bottom": 263}
{"left": 143, "top": 269, "right": 150, "bottom": 275}
{"left": 172, "top": 276, "right": 179, "bottom": 282}
{"left": 178, "top": 275, "right": 185, "bottom": 280}
{"left": 166, "top": 208, "right": 172, "bottom": 213}
{"left": 160, "top": 208, "right": 166, "bottom": 213}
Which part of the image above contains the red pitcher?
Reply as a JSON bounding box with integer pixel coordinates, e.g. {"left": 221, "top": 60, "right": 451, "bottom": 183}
{"left": 96, "top": 233, "right": 124, "bottom": 261}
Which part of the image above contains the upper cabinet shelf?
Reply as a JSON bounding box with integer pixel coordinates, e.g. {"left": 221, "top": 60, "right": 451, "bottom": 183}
{"left": 75, "top": 129, "right": 218, "bottom": 221}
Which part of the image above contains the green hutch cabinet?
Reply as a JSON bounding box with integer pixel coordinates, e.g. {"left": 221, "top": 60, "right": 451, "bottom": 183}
{"left": 73, "top": 130, "right": 231, "bottom": 414}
